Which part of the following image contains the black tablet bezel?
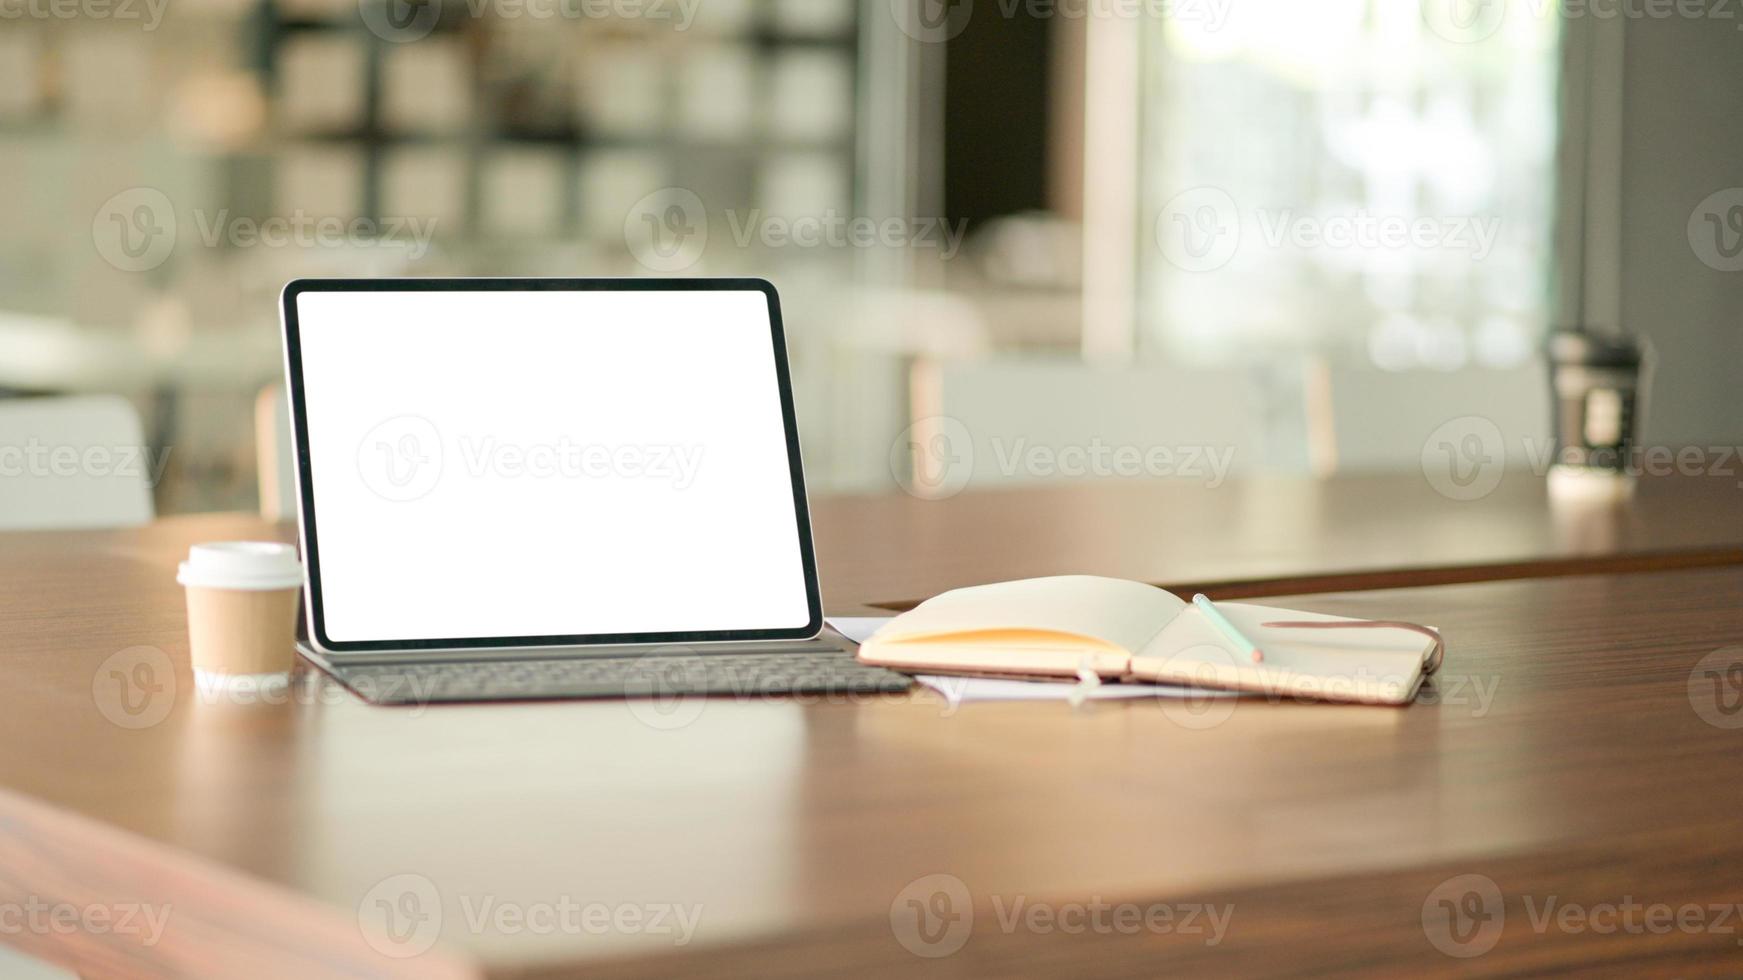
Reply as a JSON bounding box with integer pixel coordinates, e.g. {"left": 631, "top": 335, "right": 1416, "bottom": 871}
{"left": 280, "top": 277, "right": 825, "bottom": 653}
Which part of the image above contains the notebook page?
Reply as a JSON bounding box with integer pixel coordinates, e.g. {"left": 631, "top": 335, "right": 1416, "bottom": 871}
{"left": 873, "top": 576, "right": 1187, "bottom": 655}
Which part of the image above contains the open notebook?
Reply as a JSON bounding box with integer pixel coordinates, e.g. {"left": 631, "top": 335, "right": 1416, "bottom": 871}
{"left": 856, "top": 576, "right": 1444, "bottom": 706}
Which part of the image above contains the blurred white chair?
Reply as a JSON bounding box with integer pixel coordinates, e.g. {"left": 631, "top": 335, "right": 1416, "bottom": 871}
{"left": 781, "top": 285, "right": 992, "bottom": 494}
{"left": 0, "top": 395, "right": 154, "bottom": 531}
{"left": 256, "top": 383, "right": 297, "bottom": 522}
{"left": 1312, "top": 362, "right": 1551, "bottom": 473}
{"left": 904, "top": 356, "right": 1303, "bottom": 494}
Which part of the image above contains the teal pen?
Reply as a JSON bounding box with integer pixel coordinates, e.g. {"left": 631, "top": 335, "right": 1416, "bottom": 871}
{"left": 1192, "top": 594, "right": 1265, "bottom": 664}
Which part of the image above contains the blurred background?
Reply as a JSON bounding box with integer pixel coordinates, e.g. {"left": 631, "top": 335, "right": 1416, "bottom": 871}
{"left": 3, "top": 0, "right": 1742, "bottom": 517}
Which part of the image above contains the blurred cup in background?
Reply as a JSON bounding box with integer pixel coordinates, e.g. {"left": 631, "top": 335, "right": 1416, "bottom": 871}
{"left": 1547, "top": 330, "right": 1649, "bottom": 498}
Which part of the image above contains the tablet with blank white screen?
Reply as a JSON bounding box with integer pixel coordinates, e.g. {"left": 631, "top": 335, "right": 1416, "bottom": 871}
{"left": 281, "top": 279, "right": 822, "bottom": 653}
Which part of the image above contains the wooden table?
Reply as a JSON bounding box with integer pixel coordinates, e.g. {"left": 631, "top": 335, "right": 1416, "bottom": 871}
{"left": 815, "top": 469, "right": 1743, "bottom": 608}
{"left": 3, "top": 475, "right": 1743, "bottom": 976}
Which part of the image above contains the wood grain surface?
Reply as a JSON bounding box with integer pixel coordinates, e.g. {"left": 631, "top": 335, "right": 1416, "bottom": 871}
{"left": 811, "top": 470, "right": 1743, "bottom": 608}
{"left": 0, "top": 474, "right": 1741, "bottom": 976}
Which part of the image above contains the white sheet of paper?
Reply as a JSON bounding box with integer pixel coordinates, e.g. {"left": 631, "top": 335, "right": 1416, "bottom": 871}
{"left": 826, "top": 617, "right": 1238, "bottom": 705}
{"left": 914, "top": 675, "right": 1236, "bottom": 704}
{"left": 826, "top": 616, "right": 894, "bottom": 645}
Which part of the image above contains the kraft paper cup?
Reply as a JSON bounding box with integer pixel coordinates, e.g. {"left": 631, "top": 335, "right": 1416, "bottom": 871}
{"left": 177, "top": 543, "right": 303, "bottom": 696}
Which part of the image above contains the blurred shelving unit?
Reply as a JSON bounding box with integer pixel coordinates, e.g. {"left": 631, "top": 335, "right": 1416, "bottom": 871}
{"left": 253, "top": 0, "right": 861, "bottom": 253}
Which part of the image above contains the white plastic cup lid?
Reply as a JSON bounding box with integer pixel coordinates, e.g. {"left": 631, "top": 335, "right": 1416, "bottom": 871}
{"left": 177, "top": 542, "right": 304, "bottom": 591}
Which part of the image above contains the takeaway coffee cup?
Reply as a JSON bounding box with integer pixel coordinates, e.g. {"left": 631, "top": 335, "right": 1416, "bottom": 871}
{"left": 177, "top": 542, "right": 303, "bottom": 690}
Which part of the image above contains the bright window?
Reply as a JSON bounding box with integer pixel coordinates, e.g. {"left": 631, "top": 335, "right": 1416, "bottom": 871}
{"left": 1140, "top": 2, "right": 1562, "bottom": 369}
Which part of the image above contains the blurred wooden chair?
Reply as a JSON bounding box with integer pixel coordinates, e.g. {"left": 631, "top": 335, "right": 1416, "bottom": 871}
{"left": 0, "top": 395, "right": 154, "bottom": 531}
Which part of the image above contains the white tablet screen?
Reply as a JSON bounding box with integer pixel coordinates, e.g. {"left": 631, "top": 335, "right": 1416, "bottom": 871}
{"left": 289, "top": 286, "right": 816, "bottom": 645}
